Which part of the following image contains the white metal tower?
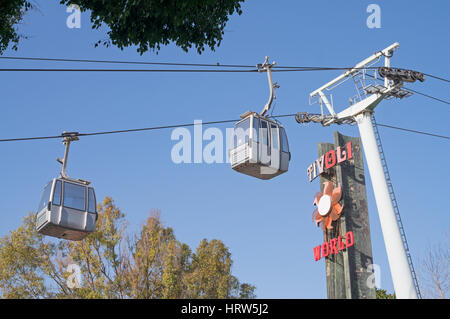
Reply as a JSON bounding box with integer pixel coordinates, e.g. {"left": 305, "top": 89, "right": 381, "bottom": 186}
{"left": 299, "top": 42, "right": 422, "bottom": 299}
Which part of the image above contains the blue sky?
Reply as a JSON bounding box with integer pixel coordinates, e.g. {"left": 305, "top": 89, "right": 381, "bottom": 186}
{"left": 0, "top": 0, "right": 449, "bottom": 298}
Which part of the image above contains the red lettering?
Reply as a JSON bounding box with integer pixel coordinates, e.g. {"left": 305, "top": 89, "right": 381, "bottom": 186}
{"left": 309, "top": 142, "right": 353, "bottom": 182}
{"left": 345, "top": 231, "right": 354, "bottom": 248}
{"left": 336, "top": 146, "right": 347, "bottom": 163}
{"left": 347, "top": 142, "right": 352, "bottom": 160}
{"left": 330, "top": 238, "right": 338, "bottom": 254}
{"left": 338, "top": 236, "right": 346, "bottom": 251}
{"left": 313, "top": 232, "right": 355, "bottom": 262}
{"left": 322, "top": 242, "right": 330, "bottom": 257}
{"left": 325, "top": 150, "right": 336, "bottom": 169}
{"left": 313, "top": 245, "right": 322, "bottom": 261}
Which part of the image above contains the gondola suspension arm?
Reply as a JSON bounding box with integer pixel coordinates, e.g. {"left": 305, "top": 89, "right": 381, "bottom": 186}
{"left": 56, "top": 131, "right": 79, "bottom": 179}
{"left": 258, "top": 56, "right": 279, "bottom": 117}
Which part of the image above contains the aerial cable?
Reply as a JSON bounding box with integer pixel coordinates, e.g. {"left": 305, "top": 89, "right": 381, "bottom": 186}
{"left": 0, "top": 56, "right": 377, "bottom": 71}
{"left": 274, "top": 65, "right": 449, "bottom": 83}
{"left": 0, "top": 56, "right": 255, "bottom": 68}
{"left": 1, "top": 56, "right": 448, "bottom": 83}
{"left": 0, "top": 68, "right": 259, "bottom": 73}
{"left": 403, "top": 87, "right": 450, "bottom": 105}
{"left": 421, "top": 73, "right": 450, "bottom": 83}
{"left": 0, "top": 67, "right": 378, "bottom": 72}
{"left": 375, "top": 123, "right": 450, "bottom": 140}
{"left": 0, "top": 115, "right": 294, "bottom": 143}
{"left": 0, "top": 66, "right": 446, "bottom": 82}
{"left": 365, "top": 73, "right": 450, "bottom": 105}
{"left": 0, "top": 113, "right": 448, "bottom": 143}
{"left": 0, "top": 56, "right": 384, "bottom": 71}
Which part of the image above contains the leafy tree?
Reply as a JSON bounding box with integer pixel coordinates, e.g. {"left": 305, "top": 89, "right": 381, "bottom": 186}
{"left": 375, "top": 288, "right": 396, "bottom": 299}
{"left": 0, "top": 0, "right": 32, "bottom": 54}
{"left": 418, "top": 236, "right": 449, "bottom": 299}
{"left": 125, "top": 210, "right": 191, "bottom": 298}
{"left": 56, "top": 197, "right": 129, "bottom": 298}
{"left": 186, "top": 239, "right": 238, "bottom": 298}
{"left": 0, "top": 0, "right": 245, "bottom": 54}
{"left": 0, "top": 197, "right": 255, "bottom": 299}
{"left": 238, "top": 283, "right": 257, "bottom": 299}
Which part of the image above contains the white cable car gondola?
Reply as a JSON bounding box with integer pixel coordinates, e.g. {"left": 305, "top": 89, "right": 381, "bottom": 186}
{"left": 36, "top": 132, "right": 97, "bottom": 241}
{"left": 229, "top": 57, "right": 290, "bottom": 180}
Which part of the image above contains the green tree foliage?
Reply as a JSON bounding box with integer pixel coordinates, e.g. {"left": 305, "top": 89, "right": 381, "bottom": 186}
{"left": 375, "top": 288, "right": 396, "bottom": 299}
{"left": 0, "top": 197, "right": 255, "bottom": 299}
{"left": 0, "top": 0, "right": 245, "bottom": 54}
{"left": 0, "top": 0, "right": 32, "bottom": 54}
{"left": 60, "top": 0, "right": 245, "bottom": 54}
{"left": 186, "top": 239, "right": 236, "bottom": 298}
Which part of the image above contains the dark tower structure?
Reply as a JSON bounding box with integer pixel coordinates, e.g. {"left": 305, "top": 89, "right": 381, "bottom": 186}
{"left": 318, "top": 131, "right": 376, "bottom": 299}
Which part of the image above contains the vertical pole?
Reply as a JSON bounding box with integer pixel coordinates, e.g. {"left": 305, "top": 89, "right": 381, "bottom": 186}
{"left": 355, "top": 111, "right": 417, "bottom": 299}
{"left": 384, "top": 54, "right": 390, "bottom": 88}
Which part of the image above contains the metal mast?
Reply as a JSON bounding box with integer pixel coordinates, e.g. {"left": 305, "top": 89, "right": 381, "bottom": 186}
{"left": 299, "top": 42, "right": 423, "bottom": 298}
{"left": 370, "top": 115, "right": 422, "bottom": 298}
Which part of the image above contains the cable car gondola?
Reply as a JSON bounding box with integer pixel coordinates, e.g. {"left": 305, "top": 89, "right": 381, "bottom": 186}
{"left": 229, "top": 57, "right": 291, "bottom": 180}
{"left": 36, "top": 132, "right": 97, "bottom": 241}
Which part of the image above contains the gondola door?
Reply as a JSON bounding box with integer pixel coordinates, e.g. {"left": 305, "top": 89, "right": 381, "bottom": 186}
{"left": 259, "top": 119, "right": 270, "bottom": 168}
{"left": 270, "top": 123, "right": 280, "bottom": 172}
{"left": 279, "top": 127, "right": 290, "bottom": 172}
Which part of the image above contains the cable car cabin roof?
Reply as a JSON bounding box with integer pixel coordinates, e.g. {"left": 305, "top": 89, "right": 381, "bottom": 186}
{"left": 57, "top": 176, "right": 91, "bottom": 186}
{"left": 240, "top": 111, "right": 259, "bottom": 119}
{"left": 235, "top": 111, "right": 284, "bottom": 127}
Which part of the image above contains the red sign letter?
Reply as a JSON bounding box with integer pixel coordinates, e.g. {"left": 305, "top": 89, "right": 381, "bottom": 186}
{"left": 345, "top": 231, "right": 355, "bottom": 248}
{"left": 330, "top": 238, "right": 338, "bottom": 254}
{"left": 325, "top": 151, "right": 336, "bottom": 169}
{"left": 322, "top": 242, "right": 330, "bottom": 257}
{"left": 336, "top": 146, "right": 347, "bottom": 163}
{"left": 313, "top": 245, "right": 322, "bottom": 261}
{"left": 347, "top": 142, "right": 353, "bottom": 160}
{"left": 338, "top": 236, "right": 345, "bottom": 251}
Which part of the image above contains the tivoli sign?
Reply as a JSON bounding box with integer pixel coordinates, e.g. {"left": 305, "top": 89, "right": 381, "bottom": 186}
{"left": 307, "top": 141, "right": 352, "bottom": 182}
{"left": 310, "top": 132, "right": 375, "bottom": 298}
